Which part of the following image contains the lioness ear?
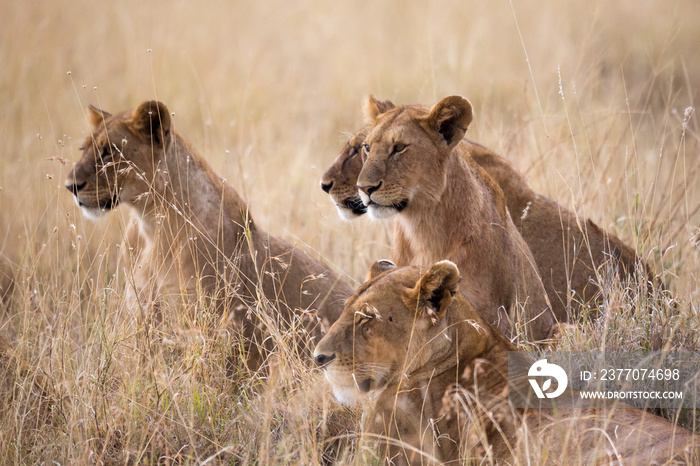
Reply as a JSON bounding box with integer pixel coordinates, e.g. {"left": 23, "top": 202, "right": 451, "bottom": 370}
{"left": 367, "top": 260, "right": 396, "bottom": 280}
{"left": 411, "top": 261, "right": 460, "bottom": 324}
{"left": 131, "top": 100, "right": 171, "bottom": 146}
{"left": 88, "top": 105, "right": 112, "bottom": 127}
{"left": 423, "top": 95, "right": 473, "bottom": 149}
{"left": 364, "top": 95, "right": 396, "bottom": 124}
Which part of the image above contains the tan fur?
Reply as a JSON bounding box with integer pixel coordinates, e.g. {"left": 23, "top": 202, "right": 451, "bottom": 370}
{"left": 468, "top": 144, "right": 654, "bottom": 320}
{"left": 314, "top": 261, "right": 699, "bottom": 464}
{"left": 65, "top": 101, "right": 354, "bottom": 369}
{"left": 321, "top": 128, "right": 652, "bottom": 323}
{"left": 356, "top": 96, "right": 554, "bottom": 341}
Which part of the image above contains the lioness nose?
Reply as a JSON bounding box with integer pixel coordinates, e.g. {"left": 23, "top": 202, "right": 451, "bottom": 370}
{"left": 66, "top": 180, "right": 86, "bottom": 195}
{"left": 320, "top": 180, "right": 333, "bottom": 193}
{"left": 314, "top": 352, "right": 336, "bottom": 367}
{"left": 357, "top": 182, "right": 381, "bottom": 196}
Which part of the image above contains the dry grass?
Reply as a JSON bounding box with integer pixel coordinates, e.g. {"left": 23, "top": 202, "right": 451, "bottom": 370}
{"left": 1, "top": 0, "right": 699, "bottom": 463}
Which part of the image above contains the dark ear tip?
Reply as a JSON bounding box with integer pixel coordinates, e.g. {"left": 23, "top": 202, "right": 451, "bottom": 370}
{"left": 442, "top": 95, "right": 471, "bottom": 106}
{"left": 433, "top": 260, "right": 461, "bottom": 286}
{"left": 138, "top": 100, "right": 169, "bottom": 116}
{"left": 436, "top": 259, "right": 458, "bottom": 270}
{"left": 368, "top": 259, "right": 397, "bottom": 280}
{"left": 132, "top": 101, "right": 171, "bottom": 140}
{"left": 154, "top": 100, "right": 168, "bottom": 112}
{"left": 451, "top": 96, "right": 473, "bottom": 117}
{"left": 136, "top": 99, "right": 166, "bottom": 109}
{"left": 134, "top": 100, "right": 170, "bottom": 123}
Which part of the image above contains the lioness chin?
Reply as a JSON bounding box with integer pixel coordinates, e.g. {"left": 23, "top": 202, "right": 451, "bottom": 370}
{"left": 65, "top": 100, "right": 354, "bottom": 370}
{"left": 314, "top": 260, "right": 699, "bottom": 464}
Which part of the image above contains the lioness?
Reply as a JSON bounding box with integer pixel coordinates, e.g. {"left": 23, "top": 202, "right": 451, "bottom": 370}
{"left": 320, "top": 100, "right": 649, "bottom": 322}
{"left": 356, "top": 95, "right": 554, "bottom": 341}
{"left": 65, "top": 101, "right": 354, "bottom": 369}
{"left": 313, "top": 260, "right": 699, "bottom": 464}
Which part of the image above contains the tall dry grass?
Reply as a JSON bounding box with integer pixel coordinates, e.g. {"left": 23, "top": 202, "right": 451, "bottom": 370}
{"left": 0, "top": 0, "right": 699, "bottom": 463}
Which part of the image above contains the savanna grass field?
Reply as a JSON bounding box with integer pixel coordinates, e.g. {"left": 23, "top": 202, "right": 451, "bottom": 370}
{"left": 2, "top": 0, "right": 700, "bottom": 463}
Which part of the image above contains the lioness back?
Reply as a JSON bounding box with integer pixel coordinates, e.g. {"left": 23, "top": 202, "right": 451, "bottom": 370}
{"left": 467, "top": 143, "right": 653, "bottom": 320}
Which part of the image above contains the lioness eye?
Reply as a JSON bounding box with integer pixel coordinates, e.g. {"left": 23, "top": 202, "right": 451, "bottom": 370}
{"left": 362, "top": 144, "right": 370, "bottom": 156}
{"left": 392, "top": 143, "right": 407, "bottom": 154}
{"left": 349, "top": 146, "right": 359, "bottom": 158}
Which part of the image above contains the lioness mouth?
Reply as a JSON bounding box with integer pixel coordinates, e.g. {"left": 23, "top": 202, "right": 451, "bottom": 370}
{"left": 343, "top": 197, "right": 368, "bottom": 215}
{"left": 357, "top": 378, "right": 372, "bottom": 393}
{"left": 78, "top": 195, "right": 119, "bottom": 211}
{"left": 393, "top": 199, "right": 409, "bottom": 212}
{"left": 368, "top": 199, "right": 409, "bottom": 212}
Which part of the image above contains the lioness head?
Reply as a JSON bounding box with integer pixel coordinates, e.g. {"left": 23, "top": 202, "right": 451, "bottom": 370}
{"left": 314, "top": 259, "right": 473, "bottom": 405}
{"left": 319, "top": 126, "right": 370, "bottom": 220}
{"left": 65, "top": 101, "right": 171, "bottom": 219}
{"left": 357, "top": 95, "right": 473, "bottom": 220}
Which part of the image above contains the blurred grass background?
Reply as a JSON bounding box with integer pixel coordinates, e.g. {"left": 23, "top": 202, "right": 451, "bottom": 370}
{"left": 0, "top": 0, "right": 699, "bottom": 463}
